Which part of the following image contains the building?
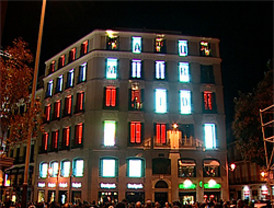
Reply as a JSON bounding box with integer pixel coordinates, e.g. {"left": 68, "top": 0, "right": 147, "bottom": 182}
{"left": 34, "top": 29, "right": 229, "bottom": 205}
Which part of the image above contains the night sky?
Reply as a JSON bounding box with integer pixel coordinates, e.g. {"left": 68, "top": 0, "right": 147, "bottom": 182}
{"left": 2, "top": 1, "right": 273, "bottom": 142}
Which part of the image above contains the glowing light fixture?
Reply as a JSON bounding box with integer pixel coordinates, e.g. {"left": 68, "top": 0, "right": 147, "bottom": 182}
{"left": 179, "top": 179, "right": 196, "bottom": 189}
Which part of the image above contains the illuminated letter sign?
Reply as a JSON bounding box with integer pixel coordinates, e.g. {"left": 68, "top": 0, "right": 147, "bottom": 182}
{"left": 48, "top": 183, "right": 56, "bottom": 188}
{"left": 59, "top": 182, "right": 68, "bottom": 188}
{"left": 100, "top": 183, "right": 116, "bottom": 189}
{"left": 72, "top": 182, "right": 82, "bottom": 188}
{"left": 38, "top": 182, "right": 46, "bottom": 188}
{"left": 127, "top": 183, "right": 143, "bottom": 189}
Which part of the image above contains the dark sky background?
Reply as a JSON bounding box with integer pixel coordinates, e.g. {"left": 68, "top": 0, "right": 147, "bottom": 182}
{"left": 2, "top": 1, "right": 273, "bottom": 142}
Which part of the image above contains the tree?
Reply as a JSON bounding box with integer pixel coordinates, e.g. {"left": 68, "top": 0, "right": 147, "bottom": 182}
{"left": 232, "top": 67, "right": 273, "bottom": 165}
{"left": 0, "top": 38, "right": 42, "bottom": 151}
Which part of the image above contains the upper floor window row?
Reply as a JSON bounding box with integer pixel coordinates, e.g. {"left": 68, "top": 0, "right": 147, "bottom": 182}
{"left": 48, "top": 40, "right": 89, "bottom": 75}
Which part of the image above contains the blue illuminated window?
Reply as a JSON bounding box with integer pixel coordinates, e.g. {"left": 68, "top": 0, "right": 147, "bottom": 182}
{"left": 155, "top": 61, "right": 165, "bottom": 80}
{"left": 155, "top": 89, "right": 167, "bottom": 113}
{"left": 106, "top": 58, "right": 118, "bottom": 79}
{"left": 127, "top": 158, "right": 144, "bottom": 178}
{"left": 180, "top": 90, "right": 191, "bottom": 114}
{"left": 50, "top": 161, "right": 59, "bottom": 177}
{"left": 179, "top": 62, "right": 190, "bottom": 82}
{"left": 204, "top": 123, "right": 216, "bottom": 149}
{"left": 61, "top": 160, "right": 71, "bottom": 177}
{"left": 56, "top": 75, "right": 63, "bottom": 93}
{"left": 40, "top": 162, "right": 48, "bottom": 178}
{"left": 78, "top": 62, "right": 87, "bottom": 83}
{"left": 66, "top": 69, "right": 74, "bottom": 88}
{"left": 73, "top": 159, "right": 84, "bottom": 177}
{"left": 132, "top": 37, "right": 142, "bottom": 54}
{"left": 100, "top": 158, "right": 118, "bottom": 177}
{"left": 131, "top": 60, "right": 142, "bottom": 79}
{"left": 46, "top": 80, "right": 53, "bottom": 97}
{"left": 178, "top": 40, "right": 188, "bottom": 56}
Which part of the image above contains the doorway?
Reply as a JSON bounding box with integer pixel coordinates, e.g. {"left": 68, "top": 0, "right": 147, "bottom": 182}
{"left": 155, "top": 192, "right": 168, "bottom": 207}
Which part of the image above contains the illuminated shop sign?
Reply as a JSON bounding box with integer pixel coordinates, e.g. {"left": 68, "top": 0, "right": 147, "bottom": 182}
{"left": 100, "top": 183, "right": 116, "bottom": 189}
{"left": 59, "top": 182, "right": 68, "bottom": 188}
{"left": 127, "top": 183, "right": 143, "bottom": 189}
{"left": 204, "top": 179, "right": 221, "bottom": 189}
{"left": 48, "top": 183, "right": 56, "bottom": 188}
{"left": 37, "top": 182, "right": 46, "bottom": 188}
{"left": 179, "top": 179, "right": 196, "bottom": 189}
{"left": 72, "top": 182, "right": 82, "bottom": 188}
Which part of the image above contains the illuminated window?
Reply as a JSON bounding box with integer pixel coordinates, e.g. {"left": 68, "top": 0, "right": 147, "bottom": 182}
{"left": 129, "top": 122, "right": 142, "bottom": 144}
{"left": 44, "top": 104, "right": 51, "bottom": 122}
{"left": 56, "top": 75, "right": 63, "bottom": 93}
{"left": 106, "top": 58, "right": 118, "bottom": 79}
{"left": 76, "top": 92, "right": 84, "bottom": 113}
{"left": 178, "top": 159, "right": 196, "bottom": 177}
{"left": 155, "top": 89, "right": 167, "bottom": 113}
{"left": 132, "top": 37, "right": 142, "bottom": 54}
{"left": 58, "top": 55, "right": 65, "bottom": 69}
{"left": 178, "top": 40, "right": 188, "bottom": 56}
{"left": 106, "top": 34, "right": 118, "bottom": 50}
{"left": 200, "top": 65, "right": 214, "bottom": 83}
{"left": 179, "top": 62, "right": 190, "bottom": 82}
{"left": 75, "top": 123, "right": 83, "bottom": 146}
{"left": 200, "top": 41, "right": 211, "bottom": 56}
{"left": 73, "top": 159, "right": 84, "bottom": 177}
{"left": 203, "top": 91, "right": 216, "bottom": 113}
{"left": 53, "top": 100, "right": 61, "bottom": 120}
{"left": 69, "top": 48, "right": 76, "bottom": 63}
{"left": 100, "top": 158, "right": 117, "bottom": 177}
{"left": 62, "top": 127, "right": 70, "bottom": 148}
{"left": 51, "top": 130, "right": 59, "bottom": 151}
{"left": 40, "top": 162, "right": 48, "bottom": 178}
{"left": 78, "top": 62, "right": 87, "bottom": 83}
{"left": 61, "top": 160, "right": 71, "bottom": 177}
{"left": 80, "top": 40, "right": 88, "bottom": 56}
{"left": 49, "top": 61, "right": 55, "bottom": 74}
{"left": 42, "top": 132, "right": 49, "bottom": 151}
{"left": 203, "top": 159, "right": 220, "bottom": 177}
{"left": 50, "top": 161, "right": 59, "bottom": 177}
{"left": 155, "top": 123, "right": 166, "bottom": 144}
{"left": 46, "top": 80, "right": 53, "bottom": 97}
{"left": 155, "top": 61, "right": 166, "bottom": 80}
{"left": 104, "top": 120, "right": 116, "bottom": 147}
{"left": 64, "top": 95, "right": 72, "bottom": 116}
{"left": 204, "top": 123, "right": 216, "bottom": 149}
{"left": 131, "top": 59, "right": 142, "bottom": 79}
{"left": 66, "top": 69, "right": 74, "bottom": 88}
{"left": 180, "top": 90, "right": 191, "bottom": 114}
{"left": 152, "top": 158, "right": 171, "bottom": 174}
{"left": 104, "top": 86, "right": 117, "bottom": 108}
{"left": 129, "top": 88, "right": 143, "bottom": 111}
{"left": 155, "top": 37, "right": 166, "bottom": 53}
{"left": 128, "top": 159, "right": 144, "bottom": 177}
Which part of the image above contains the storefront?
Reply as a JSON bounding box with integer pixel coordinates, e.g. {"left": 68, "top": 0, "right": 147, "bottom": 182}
{"left": 203, "top": 179, "right": 221, "bottom": 201}
{"left": 71, "top": 182, "right": 82, "bottom": 204}
{"left": 179, "top": 179, "right": 197, "bottom": 205}
{"left": 98, "top": 183, "right": 118, "bottom": 205}
{"left": 126, "top": 183, "right": 145, "bottom": 203}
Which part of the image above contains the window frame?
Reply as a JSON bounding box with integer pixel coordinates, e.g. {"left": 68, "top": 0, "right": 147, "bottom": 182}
{"left": 39, "top": 162, "right": 48, "bottom": 178}
{"left": 155, "top": 61, "right": 166, "bottom": 80}
{"left": 155, "top": 88, "right": 167, "bottom": 113}
{"left": 104, "top": 86, "right": 118, "bottom": 109}
{"left": 103, "top": 120, "right": 116, "bottom": 147}
{"left": 129, "top": 121, "right": 143, "bottom": 144}
{"left": 180, "top": 90, "right": 192, "bottom": 115}
{"left": 178, "top": 40, "right": 188, "bottom": 57}
{"left": 204, "top": 123, "right": 217, "bottom": 149}
{"left": 106, "top": 58, "right": 118, "bottom": 79}
{"left": 78, "top": 62, "right": 87, "bottom": 83}
{"left": 56, "top": 74, "right": 63, "bottom": 93}
{"left": 66, "top": 69, "right": 75, "bottom": 88}
{"left": 132, "top": 36, "right": 142, "bottom": 54}
{"left": 179, "top": 62, "right": 190, "bottom": 83}
{"left": 76, "top": 92, "right": 84, "bottom": 113}
{"left": 130, "top": 59, "right": 142, "bottom": 79}
{"left": 127, "top": 158, "right": 145, "bottom": 178}
{"left": 61, "top": 160, "right": 71, "bottom": 177}
{"left": 73, "top": 159, "right": 84, "bottom": 177}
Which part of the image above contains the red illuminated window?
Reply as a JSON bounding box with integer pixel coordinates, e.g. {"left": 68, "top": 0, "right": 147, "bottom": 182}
{"left": 129, "top": 89, "right": 143, "bottom": 110}
{"left": 53, "top": 100, "right": 61, "bottom": 119}
{"left": 42, "top": 132, "right": 48, "bottom": 151}
{"left": 52, "top": 130, "right": 59, "bottom": 150}
{"left": 44, "top": 104, "right": 51, "bottom": 122}
{"left": 76, "top": 92, "right": 84, "bottom": 112}
{"left": 81, "top": 40, "right": 88, "bottom": 56}
{"left": 203, "top": 91, "right": 216, "bottom": 112}
{"left": 155, "top": 123, "right": 166, "bottom": 144}
{"left": 75, "top": 123, "right": 83, "bottom": 146}
{"left": 130, "top": 122, "right": 142, "bottom": 144}
{"left": 69, "top": 48, "right": 76, "bottom": 62}
{"left": 62, "top": 127, "right": 70, "bottom": 148}
{"left": 58, "top": 55, "right": 65, "bottom": 69}
{"left": 104, "top": 86, "right": 117, "bottom": 108}
{"left": 49, "top": 61, "right": 55, "bottom": 74}
{"left": 64, "top": 95, "right": 72, "bottom": 116}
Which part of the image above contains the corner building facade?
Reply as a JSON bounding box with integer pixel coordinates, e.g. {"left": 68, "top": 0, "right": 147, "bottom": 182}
{"left": 35, "top": 29, "right": 229, "bottom": 205}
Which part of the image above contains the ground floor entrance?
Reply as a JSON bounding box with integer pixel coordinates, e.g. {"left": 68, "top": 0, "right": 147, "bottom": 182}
{"left": 155, "top": 192, "right": 168, "bottom": 207}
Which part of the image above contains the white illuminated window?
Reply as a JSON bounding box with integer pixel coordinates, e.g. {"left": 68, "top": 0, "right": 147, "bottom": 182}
{"left": 178, "top": 40, "right": 188, "bottom": 56}
{"left": 155, "top": 89, "right": 167, "bottom": 113}
{"left": 132, "top": 37, "right": 142, "bottom": 54}
{"left": 180, "top": 90, "right": 191, "bottom": 114}
{"left": 179, "top": 62, "right": 190, "bottom": 82}
{"left": 204, "top": 123, "right": 216, "bottom": 149}
{"left": 74, "top": 159, "right": 84, "bottom": 177}
{"left": 106, "top": 58, "right": 118, "bottom": 79}
{"left": 67, "top": 69, "right": 74, "bottom": 88}
{"left": 101, "top": 159, "right": 116, "bottom": 177}
{"left": 79, "top": 62, "right": 87, "bottom": 82}
{"left": 46, "top": 80, "right": 53, "bottom": 97}
{"left": 56, "top": 75, "right": 63, "bottom": 92}
{"left": 50, "top": 161, "right": 59, "bottom": 177}
{"left": 155, "top": 61, "right": 165, "bottom": 80}
{"left": 128, "top": 159, "right": 143, "bottom": 178}
{"left": 104, "top": 120, "right": 116, "bottom": 146}
{"left": 61, "top": 161, "right": 71, "bottom": 177}
{"left": 40, "top": 163, "right": 48, "bottom": 178}
{"left": 131, "top": 59, "right": 142, "bottom": 79}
